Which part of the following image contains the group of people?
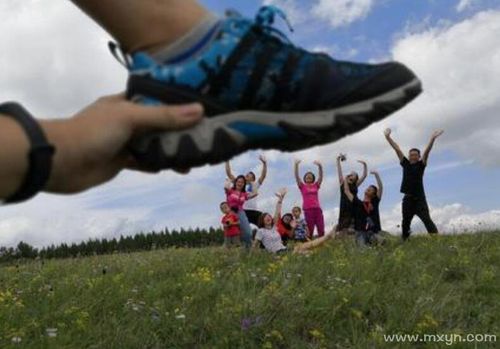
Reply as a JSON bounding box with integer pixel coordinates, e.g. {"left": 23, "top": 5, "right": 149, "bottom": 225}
{"left": 219, "top": 128, "right": 445, "bottom": 253}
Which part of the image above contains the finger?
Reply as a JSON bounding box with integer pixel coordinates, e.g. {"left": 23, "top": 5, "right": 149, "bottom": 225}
{"left": 128, "top": 102, "right": 204, "bottom": 131}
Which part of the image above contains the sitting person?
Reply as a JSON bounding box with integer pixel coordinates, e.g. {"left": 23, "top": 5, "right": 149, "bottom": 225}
{"left": 292, "top": 206, "right": 310, "bottom": 242}
{"left": 276, "top": 212, "right": 294, "bottom": 245}
{"left": 343, "top": 171, "right": 384, "bottom": 247}
{"left": 220, "top": 202, "right": 241, "bottom": 248}
{"left": 254, "top": 189, "right": 339, "bottom": 254}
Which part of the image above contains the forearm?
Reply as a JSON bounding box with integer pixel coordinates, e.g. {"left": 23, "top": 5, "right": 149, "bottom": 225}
{"left": 318, "top": 164, "right": 323, "bottom": 183}
{"left": 336, "top": 159, "right": 343, "bottom": 182}
{"left": 259, "top": 162, "right": 267, "bottom": 184}
{"left": 225, "top": 161, "right": 234, "bottom": 180}
{"left": 386, "top": 136, "right": 403, "bottom": 158}
{"left": 294, "top": 164, "right": 300, "bottom": 184}
{"left": 0, "top": 117, "right": 30, "bottom": 199}
{"left": 0, "top": 117, "right": 75, "bottom": 199}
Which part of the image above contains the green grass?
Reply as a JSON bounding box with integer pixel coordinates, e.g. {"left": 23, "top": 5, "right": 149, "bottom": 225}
{"left": 1, "top": 232, "right": 499, "bottom": 348}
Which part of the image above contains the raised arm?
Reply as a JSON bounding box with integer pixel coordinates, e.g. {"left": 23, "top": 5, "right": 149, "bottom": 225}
{"left": 422, "top": 130, "right": 444, "bottom": 165}
{"left": 371, "top": 170, "right": 383, "bottom": 199}
{"left": 225, "top": 161, "right": 236, "bottom": 182}
{"left": 384, "top": 128, "right": 405, "bottom": 162}
{"left": 224, "top": 178, "right": 233, "bottom": 193}
{"left": 258, "top": 155, "right": 268, "bottom": 185}
{"left": 313, "top": 160, "right": 324, "bottom": 186}
{"left": 357, "top": 160, "right": 368, "bottom": 186}
{"left": 274, "top": 188, "right": 287, "bottom": 223}
{"left": 336, "top": 154, "right": 344, "bottom": 184}
{"left": 294, "top": 160, "right": 303, "bottom": 187}
{"left": 343, "top": 180, "right": 354, "bottom": 202}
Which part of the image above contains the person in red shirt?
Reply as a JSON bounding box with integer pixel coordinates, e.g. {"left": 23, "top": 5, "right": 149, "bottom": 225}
{"left": 276, "top": 213, "right": 294, "bottom": 245}
{"left": 220, "top": 202, "right": 241, "bottom": 248}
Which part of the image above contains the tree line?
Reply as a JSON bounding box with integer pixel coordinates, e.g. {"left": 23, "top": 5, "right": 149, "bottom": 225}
{"left": 0, "top": 227, "right": 224, "bottom": 263}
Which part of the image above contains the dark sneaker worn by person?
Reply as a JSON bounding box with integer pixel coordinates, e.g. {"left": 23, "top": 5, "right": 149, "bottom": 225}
{"left": 117, "top": 6, "right": 422, "bottom": 170}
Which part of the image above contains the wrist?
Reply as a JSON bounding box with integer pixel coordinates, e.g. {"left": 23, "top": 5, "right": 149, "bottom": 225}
{"left": 39, "top": 118, "right": 78, "bottom": 192}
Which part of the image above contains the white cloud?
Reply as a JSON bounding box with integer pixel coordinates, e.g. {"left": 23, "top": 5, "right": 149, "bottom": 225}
{"left": 1, "top": 3, "right": 500, "bottom": 248}
{"left": 456, "top": 0, "right": 475, "bottom": 12}
{"left": 382, "top": 203, "right": 500, "bottom": 235}
{"left": 391, "top": 10, "right": 500, "bottom": 166}
{"left": 0, "top": 0, "right": 125, "bottom": 116}
{"left": 311, "top": 0, "right": 374, "bottom": 28}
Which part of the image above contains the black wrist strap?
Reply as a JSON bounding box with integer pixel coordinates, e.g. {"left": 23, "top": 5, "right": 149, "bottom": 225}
{"left": 0, "top": 102, "right": 55, "bottom": 203}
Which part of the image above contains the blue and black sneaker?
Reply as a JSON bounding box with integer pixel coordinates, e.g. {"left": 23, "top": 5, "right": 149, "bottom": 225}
{"left": 118, "top": 6, "right": 422, "bottom": 170}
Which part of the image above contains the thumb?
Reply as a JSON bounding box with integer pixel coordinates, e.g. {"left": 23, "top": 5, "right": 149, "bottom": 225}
{"left": 129, "top": 102, "right": 203, "bottom": 130}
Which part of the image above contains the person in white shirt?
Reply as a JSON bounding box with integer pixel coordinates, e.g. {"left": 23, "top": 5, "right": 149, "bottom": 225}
{"left": 225, "top": 155, "right": 268, "bottom": 225}
{"left": 253, "top": 188, "right": 336, "bottom": 254}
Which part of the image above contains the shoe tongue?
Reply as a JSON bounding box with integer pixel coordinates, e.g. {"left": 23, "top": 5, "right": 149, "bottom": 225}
{"left": 131, "top": 52, "right": 157, "bottom": 70}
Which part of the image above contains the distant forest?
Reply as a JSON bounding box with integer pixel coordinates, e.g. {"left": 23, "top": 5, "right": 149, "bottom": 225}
{"left": 0, "top": 227, "right": 224, "bottom": 263}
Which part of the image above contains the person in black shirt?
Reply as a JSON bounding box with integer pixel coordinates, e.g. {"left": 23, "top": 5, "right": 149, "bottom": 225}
{"left": 384, "top": 128, "right": 444, "bottom": 240}
{"left": 335, "top": 154, "right": 368, "bottom": 235}
{"left": 344, "top": 171, "right": 384, "bottom": 246}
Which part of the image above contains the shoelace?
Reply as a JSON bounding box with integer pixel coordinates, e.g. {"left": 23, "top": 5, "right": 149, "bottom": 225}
{"left": 254, "top": 5, "right": 294, "bottom": 44}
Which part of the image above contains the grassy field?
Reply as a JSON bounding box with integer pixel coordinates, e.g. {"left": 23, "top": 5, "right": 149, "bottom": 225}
{"left": 0, "top": 232, "right": 499, "bottom": 349}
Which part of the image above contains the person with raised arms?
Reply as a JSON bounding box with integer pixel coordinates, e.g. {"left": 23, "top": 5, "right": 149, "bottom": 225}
{"left": 384, "top": 128, "right": 444, "bottom": 240}
{"left": 343, "top": 171, "right": 384, "bottom": 246}
{"left": 225, "top": 155, "right": 268, "bottom": 226}
{"left": 335, "top": 154, "right": 368, "bottom": 236}
{"left": 224, "top": 176, "right": 258, "bottom": 249}
{"left": 294, "top": 159, "right": 325, "bottom": 238}
{"left": 255, "top": 188, "right": 335, "bottom": 254}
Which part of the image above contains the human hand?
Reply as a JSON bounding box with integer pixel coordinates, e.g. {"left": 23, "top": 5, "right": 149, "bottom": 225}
{"left": 432, "top": 129, "right": 444, "bottom": 139}
{"left": 42, "top": 93, "right": 203, "bottom": 193}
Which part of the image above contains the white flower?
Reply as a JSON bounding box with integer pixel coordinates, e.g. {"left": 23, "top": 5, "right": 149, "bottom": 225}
{"left": 175, "top": 314, "right": 186, "bottom": 320}
{"left": 11, "top": 337, "right": 22, "bottom": 344}
{"left": 46, "top": 328, "right": 58, "bottom": 338}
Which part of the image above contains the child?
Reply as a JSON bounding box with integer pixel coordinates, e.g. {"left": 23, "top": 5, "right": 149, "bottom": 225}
{"left": 292, "top": 206, "right": 310, "bottom": 242}
{"left": 254, "top": 189, "right": 338, "bottom": 255}
{"left": 220, "top": 202, "right": 241, "bottom": 248}
{"left": 343, "top": 171, "right": 384, "bottom": 247}
{"left": 294, "top": 159, "right": 325, "bottom": 237}
{"left": 276, "top": 213, "right": 294, "bottom": 245}
{"left": 253, "top": 188, "right": 289, "bottom": 254}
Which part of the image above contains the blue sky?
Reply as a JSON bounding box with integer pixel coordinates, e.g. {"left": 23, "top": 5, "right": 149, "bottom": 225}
{"left": 1, "top": 0, "right": 500, "bottom": 247}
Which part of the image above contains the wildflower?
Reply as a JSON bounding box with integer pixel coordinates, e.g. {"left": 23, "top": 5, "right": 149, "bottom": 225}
{"left": 241, "top": 318, "right": 252, "bottom": 331}
{"left": 309, "top": 329, "right": 325, "bottom": 340}
{"left": 351, "top": 309, "right": 363, "bottom": 319}
{"left": 11, "top": 337, "right": 22, "bottom": 344}
{"left": 175, "top": 314, "right": 186, "bottom": 320}
{"left": 46, "top": 328, "right": 58, "bottom": 338}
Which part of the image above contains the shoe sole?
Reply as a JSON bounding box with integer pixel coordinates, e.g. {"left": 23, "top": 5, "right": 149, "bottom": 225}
{"left": 129, "top": 78, "right": 422, "bottom": 170}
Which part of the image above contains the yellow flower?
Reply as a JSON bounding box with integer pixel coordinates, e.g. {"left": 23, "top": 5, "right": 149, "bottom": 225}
{"left": 310, "top": 329, "right": 325, "bottom": 340}
{"left": 262, "top": 341, "right": 273, "bottom": 349}
{"left": 351, "top": 309, "right": 363, "bottom": 319}
{"left": 191, "top": 267, "right": 213, "bottom": 282}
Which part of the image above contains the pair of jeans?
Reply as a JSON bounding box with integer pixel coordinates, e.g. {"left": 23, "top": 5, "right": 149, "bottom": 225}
{"left": 402, "top": 195, "right": 438, "bottom": 239}
{"left": 238, "top": 209, "right": 252, "bottom": 248}
{"left": 304, "top": 207, "right": 325, "bottom": 237}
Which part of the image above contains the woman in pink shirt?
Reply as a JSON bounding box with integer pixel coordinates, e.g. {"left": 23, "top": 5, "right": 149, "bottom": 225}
{"left": 294, "top": 160, "right": 325, "bottom": 238}
{"left": 224, "top": 175, "right": 257, "bottom": 248}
